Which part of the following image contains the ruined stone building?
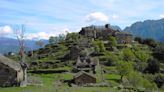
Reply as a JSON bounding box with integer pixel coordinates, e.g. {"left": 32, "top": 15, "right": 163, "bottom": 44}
{"left": 79, "top": 24, "right": 133, "bottom": 44}
{"left": 115, "top": 32, "right": 133, "bottom": 44}
{"left": 74, "top": 56, "right": 97, "bottom": 73}
{"left": 0, "top": 55, "right": 23, "bottom": 87}
{"left": 79, "top": 24, "right": 117, "bottom": 40}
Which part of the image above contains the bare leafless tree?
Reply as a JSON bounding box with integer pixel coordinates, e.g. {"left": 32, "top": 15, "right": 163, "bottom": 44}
{"left": 15, "top": 24, "right": 27, "bottom": 87}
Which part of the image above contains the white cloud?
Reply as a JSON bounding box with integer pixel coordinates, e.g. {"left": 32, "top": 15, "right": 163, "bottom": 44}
{"left": 159, "top": 14, "right": 164, "bottom": 18}
{"left": 85, "top": 12, "right": 109, "bottom": 22}
{"left": 112, "top": 14, "right": 119, "bottom": 19}
{"left": 0, "top": 25, "right": 13, "bottom": 36}
{"left": 25, "top": 28, "right": 69, "bottom": 40}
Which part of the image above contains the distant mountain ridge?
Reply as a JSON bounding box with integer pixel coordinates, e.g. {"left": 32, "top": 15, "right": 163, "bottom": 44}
{"left": 124, "top": 18, "right": 164, "bottom": 42}
{"left": 0, "top": 37, "right": 48, "bottom": 54}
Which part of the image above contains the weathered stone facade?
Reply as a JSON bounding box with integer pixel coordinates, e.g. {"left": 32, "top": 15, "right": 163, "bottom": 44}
{"left": 0, "top": 55, "right": 23, "bottom": 87}
{"left": 79, "top": 24, "right": 117, "bottom": 40}
{"left": 79, "top": 24, "right": 133, "bottom": 44}
{"left": 115, "top": 32, "right": 133, "bottom": 44}
{"left": 74, "top": 71, "right": 96, "bottom": 85}
{"left": 74, "top": 57, "right": 97, "bottom": 73}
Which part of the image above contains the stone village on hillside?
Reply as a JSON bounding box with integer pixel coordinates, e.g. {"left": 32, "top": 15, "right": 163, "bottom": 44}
{"left": 0, "top": 24, "right": 133, "bottom": 87}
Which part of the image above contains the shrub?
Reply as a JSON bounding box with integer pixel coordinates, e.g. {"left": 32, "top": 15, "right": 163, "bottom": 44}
{"left": 105, "top": 53, "right": 119, "bottom": 66}
{"left": 122, "top": 48, "right": 135, "bottom": 61}
{"left": 125, "top": 72, "right": 158, "bottom": 92}
{"left": 134, "top": 51, "right": 150, "bottom": 62}
{"left": 134, "top": 61, "right": 147, "bottom": 72}
{"left": 153, "top": 44, "right": 164, "bottom": 62}
{"left": 146, "top": 58, "right": 160, "bottom": 74}
{"left": 154, "top": 74, "right": 164, "bottom": 88}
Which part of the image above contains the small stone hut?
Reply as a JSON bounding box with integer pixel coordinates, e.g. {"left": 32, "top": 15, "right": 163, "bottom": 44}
{"left": 0, "top": 55, "right": 23, "bottom": 87}
{"left": 73, "top": 71, "right": 96, "bottom": 85}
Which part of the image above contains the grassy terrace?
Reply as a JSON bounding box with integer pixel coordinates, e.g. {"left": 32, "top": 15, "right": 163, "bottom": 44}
{"left": 0, "top": 73, "right": 119, "bottom": 92}
{"left": 0, "top": 86, "right": 117, "bottom": 92}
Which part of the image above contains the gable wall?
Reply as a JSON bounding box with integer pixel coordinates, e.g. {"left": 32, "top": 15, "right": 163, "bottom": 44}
{"left": 0, "top": 63, "right": 18, "bottom": 86}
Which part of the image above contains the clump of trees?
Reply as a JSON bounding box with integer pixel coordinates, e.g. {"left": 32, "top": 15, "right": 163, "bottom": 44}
{"left": 134, "top": 37, "right": 158, "bottom": 48}
{"left": 65, "top": 32, "right": 80, "bottom": 44}
{"left": 49, "top": 34, "right": 66, "bottom": 44}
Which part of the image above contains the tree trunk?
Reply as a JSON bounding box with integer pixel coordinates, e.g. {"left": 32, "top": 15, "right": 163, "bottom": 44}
{"left": 20, "top": 50, "right": 27, "bottom": 87}
{"left": 20, "top": 67, "right": 27, "bottom": 87}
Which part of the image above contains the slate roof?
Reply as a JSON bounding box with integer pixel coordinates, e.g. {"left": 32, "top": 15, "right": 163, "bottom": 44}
{"left": 74, "top": 71, "right": 96, "bottom": 79}
{"left": 0, "top": 55, "right": 21, "bottom": 71}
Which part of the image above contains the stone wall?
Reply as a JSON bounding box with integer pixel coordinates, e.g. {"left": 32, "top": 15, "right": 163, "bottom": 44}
{"left": 0, "top": 63, "right": 18, "bottom": 87}
{"left": 74, "top": 73, "right": 96, "bottom": 85}
{"left": 115, "top": 33, "right": 132, "bottom": 44}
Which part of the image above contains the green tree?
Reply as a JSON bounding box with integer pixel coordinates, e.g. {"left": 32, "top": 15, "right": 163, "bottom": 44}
{"left": 126, "top": 71, "right": 143, "bottom": 88}
{"left": 96, "top": 40, "right": 106, "bottom": 52}
{"left": 108, "top": 36, "right": 117, "bottom": 47}
{"left": 122, "top": 48, "right": 135, "bottom": 61}
{"left": 126, "top": 72, "right": 157, "bottom": 91}
{"left": 116, "top": 61, "right": 133, "bottom": 81}
{"left": 134, "top": 51, "right": 150, "bottom": 62}
{"left": 93, "top": 40, "right": 106, "bottom": 54}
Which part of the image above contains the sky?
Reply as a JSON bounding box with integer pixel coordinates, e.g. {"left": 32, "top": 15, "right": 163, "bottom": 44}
{"left": 0, "top": 0, "right": 164, "bottom": 40}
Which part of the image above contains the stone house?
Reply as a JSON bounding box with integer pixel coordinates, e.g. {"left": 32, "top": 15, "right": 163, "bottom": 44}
{"left": 115, "top": 32, "right": 133, "bottom": 44}
{"left": 73, "top": 71, "right": 96, "bottom": 85}
{"left": 0, "top": 55, "right": 23, "bottom": 87}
